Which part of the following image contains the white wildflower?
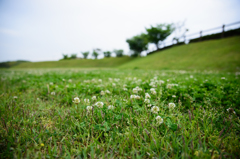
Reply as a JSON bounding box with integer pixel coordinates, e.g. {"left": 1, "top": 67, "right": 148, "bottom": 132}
{"left": 95, "top": 102, "right": 104, "bottom": 108}
{"left": 151, "top": 106, "right": 159, "bottom": 114}
{"left": 221, "top": 77, "right": 226, "bottom": 80}
{"left": 73, "top": 97, "right": 80, "bottom": 104}
{"left": 98, "top": 79, "right": 102, "bottom": 82}
{"left": 106, "top": 90, "right": 111, "bottom": 94}
{"left": 62, "top": 79, "right": 65, "bottom": 81}
{"left": 108, "top": 105, "right": 115, "bottom": 110}
{"left": 123, "top": 88, "right": 128, "bottom": 91}
{"left": 50, "top": 82, "right": 53, "bottom": 85}
{"left": 168, "top": 103, "right": 176, "bottom": 109}
{"left": 145, "top": 93, "right": 151, "bottom": 99}
{"left": 84, "top": 99, "right": 90, "bottom": 104}
{"left": 86, "top": 106, "right": 93, "bottom": 112}
{"left": 144, "top": 99, "right": 150, "bottom": 104}
{"left": 100, "top": 91, "right": 105, "bottom": 95}
{"left": 68, "top": 79, "right": 72, "bottom": 83}
{"left": 156, "top": 116, "right": 163, "bottom": 125}
{"left": 135, "top": 95, "right": 140, "bottom": 99}
{"left": 112, "top": 83, "right": 116, "bottom": 87}
{"left": 172, "top": 95, "right": 176, "bottom": 98}
{"left": 147, "top": 104, "right": 152, "bottom": 107}
{"left": 13, "top": 96, "right": 18, "bottom": 99}
{"left": 51, "top": 92, "right": 55, "bottom": 95}
{"left": 92, "top": 96, "right": 97, "bottom": 100}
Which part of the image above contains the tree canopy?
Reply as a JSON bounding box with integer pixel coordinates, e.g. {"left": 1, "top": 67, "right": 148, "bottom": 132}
{"left": 146, "top": 24, "right": 174, "bottom": 49}
{"left": 126, "top": 33, "right": 148, "bottom": 57}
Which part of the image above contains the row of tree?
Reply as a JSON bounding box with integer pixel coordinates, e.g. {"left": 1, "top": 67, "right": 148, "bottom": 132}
{"left": 126, "top": 23, "right": 175, "bottom": 56}
{"left": 62, "top": 49, "right": 124, "bottom": 60}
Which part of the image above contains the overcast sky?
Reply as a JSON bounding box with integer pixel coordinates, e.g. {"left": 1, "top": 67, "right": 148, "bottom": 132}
{"left": 0, "top": 0, "right": 240, "bottom": 62}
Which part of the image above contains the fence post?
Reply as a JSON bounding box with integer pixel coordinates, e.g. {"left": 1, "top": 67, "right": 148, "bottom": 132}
{"left": 199, "top": 31, "right": 202, "bottom": 41}
{"left": 222, "top": 24, "right": 225, "bottom": 38}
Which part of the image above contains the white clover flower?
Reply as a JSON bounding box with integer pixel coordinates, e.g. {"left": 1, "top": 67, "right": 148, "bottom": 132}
{"left": 66, "top": 85, "right": 69, "bottom": 88}
{"left": 86, "top": 106, "right": 93, "bottom": 112}
{"left": 190, "top": 75, "right": 193, "bottom": 78}
{"left": 108, "top": 105, "right": 115, "bottom": 110}
{"left": 13, "top": 96, "right": 18, "bottom": 99}
{"left": 95, "top": 102, "right": 104, "bottom": 108}
{"left": 109, "top": 78, "right": 112, "bottom": 81}
{"left": 172, "top": 95, "right": 176, "bottom": 98}
{"left": 133, "top": 88, "right": 138, "bottom": 94}
{"left": 100, "top": 91, "right": 105, "bottom": 95}
{"left": 151, "top": 106, "right": 159, "bottom": 114}
{"left": 62, "top": 79, "right": 65, "bottom": 81}
{"left": 68, "top": 79, "right": 72, "bottom": 83}
{"left": 145, "top": 93, "right": 151, "bottom": 99}
{"left": 92, "top": 96, "right": 97, "bottom": 100}
{"left": 50, "top": 82, "right": 53, "bottom": 85}
{"left": 156, "top": 116, "right": 163, "bottom": 125}
{"left": 135, "top": 95, "right": 140, "bottom": 99}
{"left": 221, "top": 77, "right": 226, "bottom": 80}
{"left": 147, "top": 104, "right": 152, "bottom": 107}
{"left": 144, "top": 99, "right": 150, "bottom": 104}
{"left": 112, "top": 83, "right": 116, "bottom": 87}
{"left": 168, "top": 103, "right": 176, "bottom": 109}
{"left": 123, "top": 84, "right": 127, "bottom": 88}
{"left": 154, "top": 76, "right": 158, "bottom": 80}
{"left": 150, "top": 88, "right": 155, "bottom": 92}
{"left": 106, "top": 90, "right": 111, "bottom": 94}
{"left": 37, "top": 98, "right": 40, "bottom": 100}
{"left": 98, "top": 79, "right": 102, "bottom": 82}
{"left": 51, "top": 92, "right": 55, "bottom": 95}
{"left": 151, "top": 90, "right": 157, "bottom": 95}
{"left": 130, "top": 95, "right": 136, "bottom": 99}
{"left": 73, "top": 97, "right": 80, "bottom": 104}
{"left": 123, "top": 88, "right": 128, "bottom": 91}
{"left": 159, "top": 80, "right": 164, "bottom": 85}
{"left": 114, "top": 78, "right": 120, "bottom": 82}
{"left": 227, "top": 108, "right": 236, "bottom": 114}
{"left": 84, "top": 98, "right": 90, "bottom": 103}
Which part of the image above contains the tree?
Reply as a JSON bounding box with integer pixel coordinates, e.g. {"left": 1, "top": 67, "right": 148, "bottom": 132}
{"left": 114, "top": 49, "right": 124, "bottom": 57}
{"left": 103, "top": 51, "right": 111, "bottom": 58}
{"left": 92, "top": 50, "right": 99, "bottom": 59}
{"left": 82, "top": 51, "right": 89, "bottom": 59}
{"left": 146, "top": 24, "right": 174, "bottom": 49}
{"left": 126, "top": 33, "right": 148, "bottom": 57}
{"left": 62, "top": 54, "right": 68, "bottom": 60}
{"left": 70, "top": 54, "right": 77, "bottom": 59}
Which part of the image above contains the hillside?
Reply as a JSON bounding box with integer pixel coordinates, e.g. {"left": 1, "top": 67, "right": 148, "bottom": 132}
{"left": 119, "top": 36, "right": 240, "bottom": 72}
{"left": 13, "top": 56, "right": 133, "bottom": 68}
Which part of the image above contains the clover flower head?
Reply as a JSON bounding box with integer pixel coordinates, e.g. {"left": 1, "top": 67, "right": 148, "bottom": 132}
{"left": 112, "top": 83, "right": 116, "bottom": 87}
{"left": 98, "top": 79, "right": 102, "bottom": 82}
{"left": 13, "top": 96, "right": 18, "bottom": 99}
{"left": 114, "top": 78, "right": 120, "bottom": 82}
{"left": 123, "top": 88, "right": 128, "bottom": 91}
{"left": 168, "top": 103, "right": 176, "bottom": 109}
{"left": 86, "top": 106, "right": 93, "bottom": 112}
{"left": 68, "top": 79, "right": 72, "bottom": 83}
{"left": 147, "top": 104, "right": 152, "bottom": 107}
{"left": 221, "top": 77, "right": 226, "bottom": 80}
{"left": 51, "top": 92, "right": 55, "bottom": 95}
{"left": 50, "top": 82, "right": 53, "bottom": 85}
{"left": 145, "top": 93, "right": 151, "bottom": 99}
{"left": 130, "top": 95, "right": 136, "bottom": 99}
{"left": 106, "top": 90, "right": 111, "bottom": 94}
{"left": 151, "top": 106, "right": 159, "bottom": 114}
{"left": 156, "top": 116, "right": 163, "bottom": 125}
{"left": 95, "top": 102, "right": 104, "bottom": 108}
{"left": 84, "top": 98, "right": 90, "bottom": 103}
{"left": 62, "top": 79, "right": 65, "bottom": 81}
{"left": 172, "top": 95, "right": 176, "bottom": 98}
{"left": 123, "top": 84, "right": 127, "bottom": 88}
{"left": 150, "top": 88, "right": 155, "bottom": 92}
{"left": 108, "top": 105, "right": 115, "bottom": 110}
{"left": 144, "top": 99, "right": 150, "bottom": 104}
{"left": 73, "top": 97, "right": 80, "bottom": 104}
{"left": 100, "top": 91, "right": 105, "bottom": 95}
{"left": 109, "top": 78, "right": 112, "bottom": 81}
{"left": 92, "top": 96, "right": 97, "bottom": 100}
{"left": 135, "top": 95, "right": 140, "bottom": 99}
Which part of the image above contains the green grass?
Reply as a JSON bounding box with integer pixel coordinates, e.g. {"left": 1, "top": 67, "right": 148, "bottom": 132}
{"left": 13, "top": 56, "right": 134, "bottom": 68}
{"left": 8, "top": 36, "right": 240, "bottom": 72}
{"left": 119, "top": 36, "right": 240, "bottom": 72}
{"left": 0, "top": 69, "right": 240, "bottom": 158}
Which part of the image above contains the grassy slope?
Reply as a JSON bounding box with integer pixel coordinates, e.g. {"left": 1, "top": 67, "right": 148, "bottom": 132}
{"left": 119, "top": 36, "right": 240, "bottom": 72}
{"left": 13, "top": 56, "right": 133, "bottom": 68}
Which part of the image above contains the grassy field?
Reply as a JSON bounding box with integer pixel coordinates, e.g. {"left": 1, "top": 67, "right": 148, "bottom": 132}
{"left": 10, "top": 36, "right": 240, "bottom": 72}
{"left": 119, "top": 36, "right": 240, "bottom": 72}
{"left": 0, "top": 69, "right": 240, "bottom": 158}
{"left": 12, "top": 56, "right": 134, "bottom": 69}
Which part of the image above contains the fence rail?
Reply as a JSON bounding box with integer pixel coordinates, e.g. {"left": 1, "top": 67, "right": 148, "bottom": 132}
{"left": 147, "top": 21, "right": 240, "bottom": 55}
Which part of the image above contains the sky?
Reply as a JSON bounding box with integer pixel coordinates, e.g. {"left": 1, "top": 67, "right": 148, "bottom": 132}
{"left": 0, "top": 0, "right": 240, "bottom": 62}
